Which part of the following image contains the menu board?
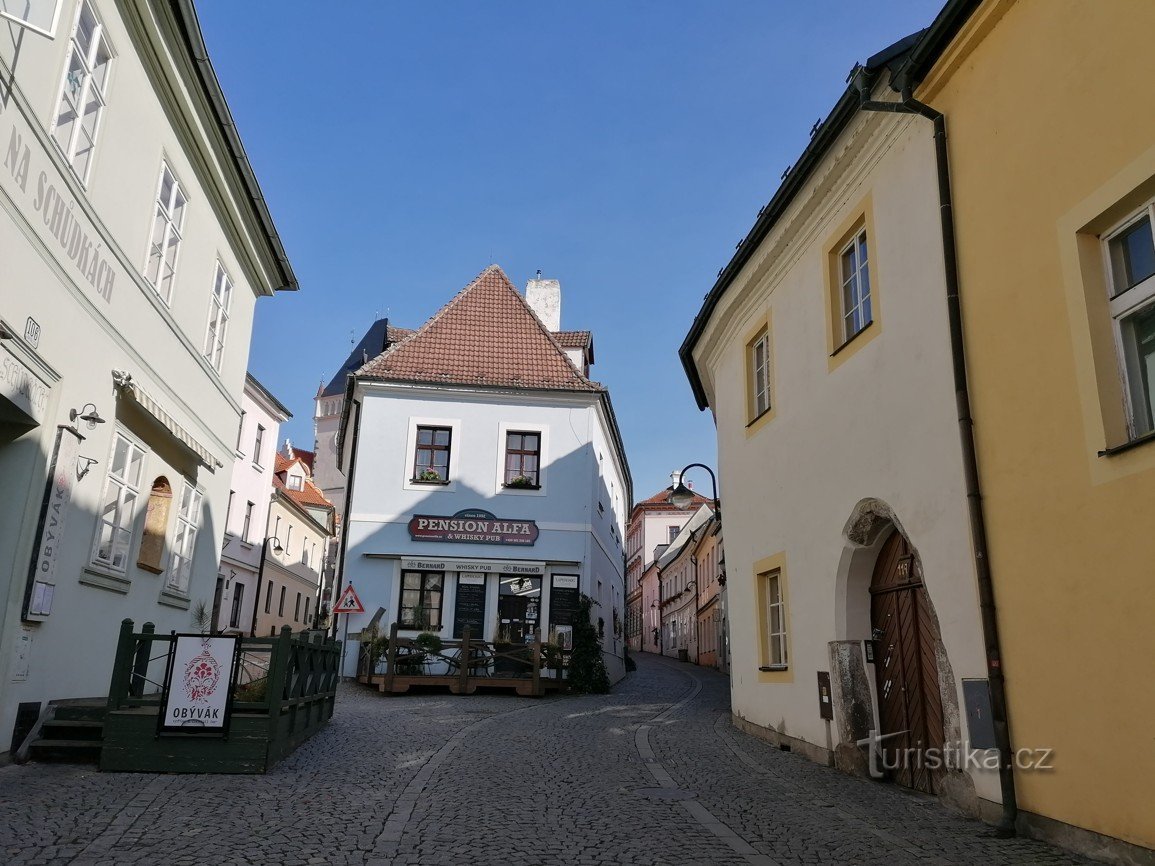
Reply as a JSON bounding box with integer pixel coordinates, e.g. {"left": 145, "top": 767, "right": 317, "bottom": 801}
{"left": 548, "top": 574, "right": 581, "bottom": 626}
{"left": 453, "top": 574, "right": 487, "bottom": 639}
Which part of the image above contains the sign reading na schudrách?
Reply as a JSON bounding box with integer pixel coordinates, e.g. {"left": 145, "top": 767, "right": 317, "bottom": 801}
{"left": 159, "top": 635, "right": 239, "bottom": 735}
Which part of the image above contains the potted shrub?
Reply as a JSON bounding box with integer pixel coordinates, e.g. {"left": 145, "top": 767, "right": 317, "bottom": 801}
{"left": 415, "top": 468, "right": 444, "bottom": 483}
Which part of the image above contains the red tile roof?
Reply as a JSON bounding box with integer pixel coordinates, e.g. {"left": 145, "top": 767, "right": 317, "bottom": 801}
{"left": 629, "top": 487, "right": 711, "bottom": 520}
{"left": 357, "top": 265, "right": 603, "bottom": 392}
{"left": 273, "top": 453, "right": 335, "bottom": 514}
{"left": 553, "top": 330, "right": 591, "bottom": 348}
{"left": 291, "top": 447, "right": 315, "bottom": 473}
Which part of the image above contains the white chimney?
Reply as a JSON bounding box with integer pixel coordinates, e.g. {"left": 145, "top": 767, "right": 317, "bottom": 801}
{"left": 525, "top": 271, "right": 561, "bottom": 332}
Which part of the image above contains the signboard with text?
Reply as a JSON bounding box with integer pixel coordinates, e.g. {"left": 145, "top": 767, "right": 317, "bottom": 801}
{"left": 408, "top": 509, "right": 538, "bottom": 546}
{"left": 22, "top": 426, "right": 82, "bottom": 621}
{"left": 158, "top": 635, "right": 239, "bottom": 735}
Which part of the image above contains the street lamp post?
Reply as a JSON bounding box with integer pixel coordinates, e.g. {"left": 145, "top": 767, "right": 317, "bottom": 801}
{"left": 249, "top": 536, "right": 283, "bottom": 637}
{"left": 669, "top": 463, "right": 720, "bottom": 520}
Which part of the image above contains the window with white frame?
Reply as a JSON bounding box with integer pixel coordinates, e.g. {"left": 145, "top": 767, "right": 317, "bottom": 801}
{"left": 145, "top": 163, "right": 187, "bottom": 302}
{"left": 839, "top": 229, "right": 872, "bottom": 342}
{"left": 168, "top": 482, "right": 202, "bottom": 594}
{"left": 253, "top": 424, "right": 265, "bottom": 467}
{"left": 51, "top": 0, "right": 112, "bottom": 184}
{"left": 286, "top": 475, "right": 303, "bottom": 491}
{"left": 764, "top": 571, "right": 788, "bottom": 668}
{"left": 92, "top": 432, "right": 144, "bottom": 573}
{"left": 203, "top": 263, "right": 232, "bottom": 371}
{"left": 1104, "top": 205, "right": 1155, "bottom": 438}
{"left": 749, "top": 328, "right": 771, "bottom": 418}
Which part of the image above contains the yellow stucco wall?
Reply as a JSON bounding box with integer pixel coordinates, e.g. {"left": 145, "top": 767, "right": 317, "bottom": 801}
{"left": 921, "top": 0, "right": 1155, "bottom": 848}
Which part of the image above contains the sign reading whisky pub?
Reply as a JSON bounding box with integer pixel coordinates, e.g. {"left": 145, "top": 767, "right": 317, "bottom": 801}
{"left": 408, "top": 509, "right": 539, "bottom": 546}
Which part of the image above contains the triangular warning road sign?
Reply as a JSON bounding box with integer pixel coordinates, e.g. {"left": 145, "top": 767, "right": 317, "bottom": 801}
{"left": 332, "top": 584, "right": 364, "bottom": 614}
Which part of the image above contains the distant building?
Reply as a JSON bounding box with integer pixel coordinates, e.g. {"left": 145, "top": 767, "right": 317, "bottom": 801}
{"left": 215, "top": 375, "right": 291, "bottom": 634}
{"left": 253, "top": 445, "right": 336, "bottom": 636}
{"left": 692, "top": 513, "right": 725, "bottom": 672}
{"left": 657, "top": 505, "right": 713, "bottom": 662}
{"left": 625, "top": 485, "right": 708, "bottom": 654}
{"left": 335, "top": 266, "right": 631, "bottom": 681}
{"left": 0, "top": 0, "right": 293, "bottom": 756}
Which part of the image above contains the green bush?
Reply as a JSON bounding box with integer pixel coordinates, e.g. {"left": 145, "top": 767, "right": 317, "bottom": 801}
{"left": 567, "top": 595, "right": 609, "bottom": 694}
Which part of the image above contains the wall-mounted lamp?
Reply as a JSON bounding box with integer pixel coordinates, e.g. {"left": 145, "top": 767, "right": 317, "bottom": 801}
{"left": 76, "top": 456, "right": 99, "bottom": 479}
{"left": 69, "top": 403, "right": 106, "bottom": 430}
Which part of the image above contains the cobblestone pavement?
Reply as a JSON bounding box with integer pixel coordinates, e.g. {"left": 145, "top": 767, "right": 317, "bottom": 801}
{"left": 0, "top": 653, "right": 1091, "bottom": 865}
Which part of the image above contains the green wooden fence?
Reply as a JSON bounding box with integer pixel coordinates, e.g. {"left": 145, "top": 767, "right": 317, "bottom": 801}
{"left": 101, "top": 619, "right": 339, "bottom": 773}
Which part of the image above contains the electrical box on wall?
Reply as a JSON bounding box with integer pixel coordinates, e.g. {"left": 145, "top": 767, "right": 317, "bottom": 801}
{"left": 962, "top": 678, "right": 997, "bottom": 750}
{"left": 816, "top": 671, "right": 833, "bottom": 721}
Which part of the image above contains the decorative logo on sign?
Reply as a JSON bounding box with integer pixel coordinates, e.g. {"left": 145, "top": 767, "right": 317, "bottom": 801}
{"left": 183, "top": 645, "right": 223, "bottom": 704}
{"left": 408, "top": 509, "right": 539, "bottom": 546}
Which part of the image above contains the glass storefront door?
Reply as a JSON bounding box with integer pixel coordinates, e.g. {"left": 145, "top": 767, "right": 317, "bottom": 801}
{"left": 497, "top": 575, "right": 542, "bottom": 644}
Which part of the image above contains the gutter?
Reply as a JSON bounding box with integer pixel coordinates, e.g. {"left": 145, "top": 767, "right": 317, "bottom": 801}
{"left": 170, "top": 0, "right": 298, "bottom": 293}
{"left": 856, "top": 73, "right": 1018, "bottom": 837}
{"left": 330, "top": 394, "right": 363, "bottom": 641}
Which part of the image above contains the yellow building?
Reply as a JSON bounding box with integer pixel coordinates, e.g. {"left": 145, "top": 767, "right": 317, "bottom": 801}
{"left": 909, "top": 0, "right": 1155, "bottom": 855}
{"left": 682, "top": 0, "right": 1154, "bottom": 859}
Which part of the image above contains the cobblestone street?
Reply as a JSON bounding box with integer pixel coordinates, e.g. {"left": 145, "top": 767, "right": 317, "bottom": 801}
{"left": 0, "top": 654, "right": 1090, "bottom": 865}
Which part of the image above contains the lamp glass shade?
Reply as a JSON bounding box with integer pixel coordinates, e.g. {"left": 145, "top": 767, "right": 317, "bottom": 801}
{"left": 669, "top": 482, "right": 695, "bottom": 509}
{"left": 272, "top": 540, "right": 284, "bottom": 554}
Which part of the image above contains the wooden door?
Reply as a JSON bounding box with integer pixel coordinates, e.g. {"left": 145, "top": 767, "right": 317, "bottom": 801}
{"left": 869, "top": 531, "right": 945, "bottom": 794}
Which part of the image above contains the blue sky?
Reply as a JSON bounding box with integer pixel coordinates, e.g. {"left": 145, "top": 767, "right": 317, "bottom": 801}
{"left": 198, "top": 1, "right": 938, "bottom": 501}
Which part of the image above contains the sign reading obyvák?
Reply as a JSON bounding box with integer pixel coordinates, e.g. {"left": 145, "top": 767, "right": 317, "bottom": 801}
{"left": 408, "top": 508, "right": 538, "bottom": 546}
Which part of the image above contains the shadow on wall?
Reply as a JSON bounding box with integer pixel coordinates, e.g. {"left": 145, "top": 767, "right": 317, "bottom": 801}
{"left": 341, "top": 439, "right": 624, "bottom": 652}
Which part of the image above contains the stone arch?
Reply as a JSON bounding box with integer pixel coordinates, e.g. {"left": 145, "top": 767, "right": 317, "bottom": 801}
{"left": 137, "top": 476, "right": 172, "bottom": 574}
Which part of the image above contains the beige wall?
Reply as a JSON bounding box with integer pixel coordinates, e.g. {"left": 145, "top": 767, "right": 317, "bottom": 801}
{"left": 692, "top": 104, "right": 995, "bottom": 801}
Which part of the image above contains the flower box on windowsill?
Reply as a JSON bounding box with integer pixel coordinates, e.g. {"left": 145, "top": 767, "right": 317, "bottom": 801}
{"left": 410, "top": 476, "right": 450, "bottom": 486}
{"left": 503, "top": 477, "right": 540, "bottom": 490}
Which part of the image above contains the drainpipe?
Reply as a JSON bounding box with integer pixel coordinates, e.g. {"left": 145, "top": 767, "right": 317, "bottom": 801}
{"left": 856, "top": 72, "right": 1018, "bottom": 837}
{"left": 330, "top": 392, "right": 364, "bottom": 642}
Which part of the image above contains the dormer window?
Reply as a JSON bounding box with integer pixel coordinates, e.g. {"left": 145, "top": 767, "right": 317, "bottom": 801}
{"left": 287, "top": 475, "right": 303, "bottom": 491}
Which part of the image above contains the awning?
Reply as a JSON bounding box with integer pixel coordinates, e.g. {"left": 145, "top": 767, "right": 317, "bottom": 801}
{"left": 112, "top": 370, "right": 223, "bottom": 469}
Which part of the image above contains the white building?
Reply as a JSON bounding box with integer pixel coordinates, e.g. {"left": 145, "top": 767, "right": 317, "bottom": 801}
{"left": 334, "top": 266, "right": 631, "bottom": 682}
{"left": 0, "top": 1, "right": 294, "bottom": 755}
{"left": 679, "top": 36, "right": 995, "bottom": 813}
{"left": 214, "top": 374, "right": 291, "bottom": 634}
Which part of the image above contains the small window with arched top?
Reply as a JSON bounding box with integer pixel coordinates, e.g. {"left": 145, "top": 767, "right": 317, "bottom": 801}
{"left": 137, "top": 476, "right": 172, "bottom": 574}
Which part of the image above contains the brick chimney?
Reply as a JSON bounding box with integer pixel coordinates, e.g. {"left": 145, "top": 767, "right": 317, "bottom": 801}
{"left": 525, "top": 270, "right": 561, "bottom": 331}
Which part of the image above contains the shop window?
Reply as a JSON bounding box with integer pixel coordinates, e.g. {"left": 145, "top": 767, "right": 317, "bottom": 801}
{"left": 400, "top": 570, "right": 443, "bottom": 629}
{"left": 136, "top": 476, "right": 172, "bottom": 574}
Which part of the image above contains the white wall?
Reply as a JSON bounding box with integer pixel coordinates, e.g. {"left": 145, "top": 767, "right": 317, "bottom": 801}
{"left": 693, "top": 111, "right": 995, "bottom": 800}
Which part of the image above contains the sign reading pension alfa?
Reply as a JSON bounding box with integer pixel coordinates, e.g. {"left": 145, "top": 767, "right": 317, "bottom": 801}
{"left": 158, "top": 635, "right": 239, "bottom": 735}
{"left": 408, "top": 509, "right": 539, "bottom": 546}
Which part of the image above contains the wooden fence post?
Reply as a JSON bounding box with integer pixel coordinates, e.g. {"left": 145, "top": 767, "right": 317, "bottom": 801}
{"left": 384, "top": 621, "right": 399, "bottom": 694}
{"left": 459, "top": 626, "right": 471, "bottom": 693}
{"left": 106, "top": 619, "right": 136, "bottom": 712}
{"left": 129, "top": 621, "right": 155, "bottom": 698}
{"left": 265, "top": 626, "right": 293, "bottom": 741}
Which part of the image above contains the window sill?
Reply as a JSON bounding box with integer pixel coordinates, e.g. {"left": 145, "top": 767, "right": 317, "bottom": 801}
{"left": 746, "top": 406, "right": 773, "bottom": 429}
{"left": 759, "top": 664, "right": 789, "bottom": 672}
{"left": 158, "top": 588, "right": 191, "bottom": 610}
{"left": 1098, "top": 429, "right": 1155, "bottom": 457}
{"left": 830, "top": 319, "right": 875, "bottom": 358}
{"left": 136, "top": 561, "right": 164, "bottom": 576}
{"left": 410, "top": 478, "right": 450, "bottom": 486}
{"left": 80, "top": 566, "right": 131, "bottom": 595}
{"left": 502, "top": 483, "right": 541, "bottom": 491}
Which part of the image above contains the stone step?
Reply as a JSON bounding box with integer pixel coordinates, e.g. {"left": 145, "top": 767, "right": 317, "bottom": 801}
{"left": 53, "top": 703, "right": 107, "bottom": 723}
{"left": 27, "top": 738, "right": 102, "bottom": 764}
{"left": 38, "top": 719, "right": 104, "bottom": 741}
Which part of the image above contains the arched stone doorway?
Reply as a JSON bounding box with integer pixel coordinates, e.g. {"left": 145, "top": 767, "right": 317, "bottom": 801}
{"left": 869, "top": 529, "right": 946, "bottom": 794}
{"left": 830, "top": 499, "right": 961, "bottom": 799}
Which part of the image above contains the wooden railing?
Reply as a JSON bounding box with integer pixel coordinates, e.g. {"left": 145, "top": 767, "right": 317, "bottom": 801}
{"left": 102, "top": 619, "right": 339, "bottom": 773}
{"left": 357, "top": 623, "right": 570, "bottom": 697}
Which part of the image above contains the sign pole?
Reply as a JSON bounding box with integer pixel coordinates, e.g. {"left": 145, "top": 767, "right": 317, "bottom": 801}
{"left": 342, "top": 612, "right": 350, "bottom": 679}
